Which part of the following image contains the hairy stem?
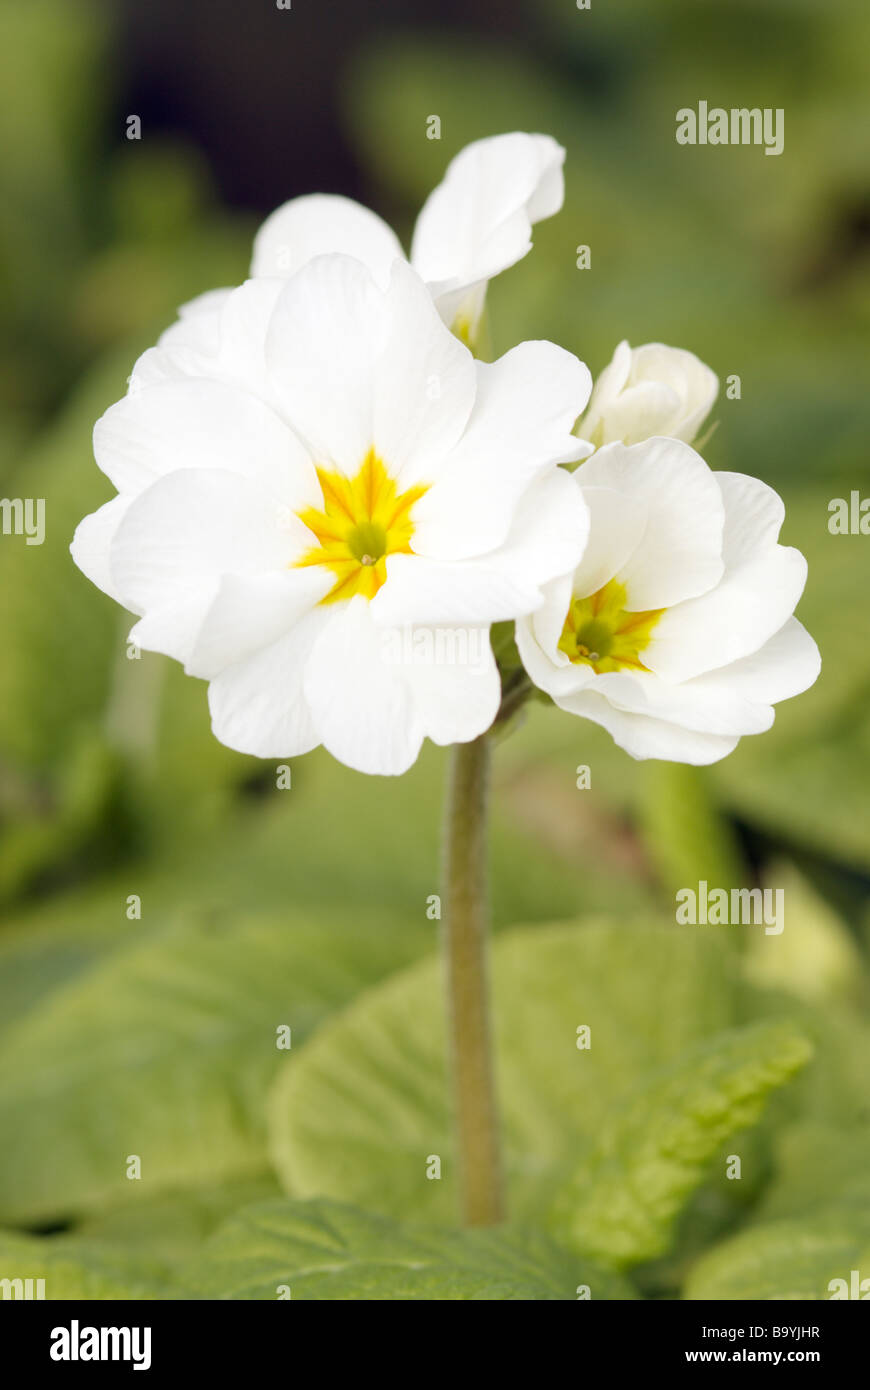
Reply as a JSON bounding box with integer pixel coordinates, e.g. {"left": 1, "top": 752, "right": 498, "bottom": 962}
{"left": 441, "top": 733, "right": 505, "bottom": 1226}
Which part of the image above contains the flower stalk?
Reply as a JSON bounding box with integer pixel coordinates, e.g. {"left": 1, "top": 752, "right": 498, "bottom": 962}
{"left": 441, "top": 733, "right": 505, "bottom": 1227}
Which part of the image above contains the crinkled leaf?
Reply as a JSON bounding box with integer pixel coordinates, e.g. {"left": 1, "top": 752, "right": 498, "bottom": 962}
{"left": 685, "top": 1211, "right": 870, "bottom": 1301}
{"left": 268, "top": 921, "right": 742, "bottom": 1225}
{"left": 0, "top": 1230, "right": 171, "bottom": 1300}
{"left": 550, "top": 1022, "right": 812, "bottom": 1268}
{"left": 182, "top": 1197, "right": 636, "bottom": 1301}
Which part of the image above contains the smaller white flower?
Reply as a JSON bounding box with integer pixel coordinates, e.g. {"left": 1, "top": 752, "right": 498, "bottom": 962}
{"left": 517, "top": 437, "right": 820, "bottom": 765}
{"left": 578, "top": 340, "right": 718, "bottom": 448}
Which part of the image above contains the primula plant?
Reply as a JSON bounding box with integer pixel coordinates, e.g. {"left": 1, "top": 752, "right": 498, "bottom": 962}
{"left": 65, "top": 132, "right": 824, "bottom": 1276}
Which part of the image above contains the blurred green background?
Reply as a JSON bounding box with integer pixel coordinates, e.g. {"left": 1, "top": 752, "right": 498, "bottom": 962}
{"left": 0, "top": 0, "right": 869, "bottom": 1299}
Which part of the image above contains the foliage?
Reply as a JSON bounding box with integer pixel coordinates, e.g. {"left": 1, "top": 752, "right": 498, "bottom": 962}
{"left": 0, "top": 0, "right": 867, "bottom": 1299}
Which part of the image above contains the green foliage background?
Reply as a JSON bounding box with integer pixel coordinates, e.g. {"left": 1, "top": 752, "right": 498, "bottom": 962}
{"left": 0, "top": 0, "right": 868, "bottom": 1299}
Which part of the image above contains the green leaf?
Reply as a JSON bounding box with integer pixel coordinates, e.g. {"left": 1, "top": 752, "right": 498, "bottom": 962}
{"left": 268, "top": 921, "right": 743, "bottom": 1225}
{"left": 742, "top": 991, "right": 870, "bottom": 1132}
{"left": 182, "top": 1197, "right": 636, "bottom": 1301}
{"left": 0, "top": 907, "right": 420, "bottom": 1225}
{"left": 0, "top": 1230, "right": 171, "bottom": 1300}
{"left": 0, "top": 0, "right": 103, "bottom": 400}
{"left": 684, "top": 1211, "right": 870, "bottom": 1300}
{"left": 752, "top": 1122, "right": 870, "bottom": 1225}
{"left": 742, "top": 862, "right": 867, "bottom": 1006}
{"left": 0, "top": 352, "right": 133, "bottom": 771}
{"left": 637, "top": 762, "right": 745, "bottom": 908}
{"left": 550, "top": 1022, "right": 812, "bottom": 1268}
{"left": 0, "top": 730, "right": 125, "bottom": 906}
{"left": 75, "top": 1176, "right": 283, "bottom": 1265}
{"left": 0, "top": 724, "right": 623, "bottom": 1042}
{"left": 0, "top": 888, "right": 127, "bottom": 1034}
{"left": 132, "top": 738, "right": 655, "bottom": 932}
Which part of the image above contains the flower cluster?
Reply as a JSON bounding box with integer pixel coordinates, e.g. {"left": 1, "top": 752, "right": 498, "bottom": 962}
{"left": 72, "top": 133, "right": 819, "bottom": 775}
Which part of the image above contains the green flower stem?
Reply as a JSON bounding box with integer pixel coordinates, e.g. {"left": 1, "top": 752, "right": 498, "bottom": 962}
{"left": 494, "top": 669, "right": 533, "bottom": 727}
{"left": 441, "top": 733, "right": 505, "bottom": 1226}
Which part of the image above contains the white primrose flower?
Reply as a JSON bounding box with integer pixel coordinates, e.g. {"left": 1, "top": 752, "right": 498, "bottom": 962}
{"left": 516, "top": 437, "right": 820, "bottom": 765}
{"left": 133, "top": 131, "right": 565, "bottom": 382}
{"left": 578, "top": 340, "right": 718, "bottom": 448}
{"left": 72, "top": 255, "right": 592, "bottom": 776}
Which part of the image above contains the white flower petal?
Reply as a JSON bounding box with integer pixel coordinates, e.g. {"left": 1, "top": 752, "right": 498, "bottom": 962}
{"left": 210, "top": 278, "right": 287, "bottom": 398}
{"left": 552, "top": 687, "right": 740, "bottom": 764}
{"left": 576, "top": 437, "right": 725, "bottom": 608}
{"left": 186, "top": 568, "right": 333, "bottom": 679}
{"left": 629, "top": 342, "right": 718, "bottom": 443}
{"left": 411, "top": 341, "right": 591, "bottom": 561}
{"left": 374, "top": 552, "right": 541, "bottom": 627}
{"left": 130, "top": 280, "right": 292, "bottom": 404}
{"left": 516, "top": 583, "right": 594, "bottom": 698}
{"left": 411, "top": 133, "right": 565, "bottom": 320}
{"left": 582, "top": 338, "right": 632, "bottom": 420}
{"left": 176, "top": 287, "right": 234, "bottom": 324}
{"left": 389, "top": 627, "right": 501, "bottom": 747}
{"left": 373, "top": 259, "right": 476, "bottom": 482}
{"left": 265, "top": 254, "right": 385, "bottom": 472}
{"left": 251, "top": 194, "right": 404, "bottom": 287}
{"left": 374, "top": 466, "right": 588, "bottom": 626}
{"left": 208, "top": 607, "right": 330, "bottom": 758}
{"left": 95, "top": 378, "right": 318, "bottom": 504}
{"left": 479, "top": 464, "right": 591, "bottom": 602}
{"left": 593, "top": 668, "right": 774, "bottom": 737}
{"left": 529, "top": 573, "right": 575, "bottom": 668}
{"left": 685, "top": 617, "right": 821, "bottom": 707}
{"left": 647, "top": 473, "right": 808, "bottom": 682}
{"left": 109, "top": 468, "right": 300, "bottom": 615}
{"left": 580, "top": 340, "right": 718, "bottom": 447}
{"left": 304, "top": 597, "right": 425, "bottom": 775}
{"left": 591, "top": 381, "right": 682, "bottom": 447}
{"left": 129, "top": 289, "right": 231, "bottom": 389}
{"left": 648, "top": 545, "right": 808, "bottom": 683}
{"left": 70, "top": 494, "right": 136, "bottom": 603}
{"left": 716, "top": 470, "right": 786, "bottom": 568}
{"left": 569, "top": 484, "right": 647, "bottom": 599}
{"left": 128, "top": 586, "right": 218, "bottom": 667}
{"left": 303, "top": 598, "right": 500, "bottom": 774}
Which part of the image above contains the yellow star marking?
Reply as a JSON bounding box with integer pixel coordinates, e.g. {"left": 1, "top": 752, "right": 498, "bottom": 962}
{"left": 295, "top": 449, "right": 429, "bottom": 604}
{"left": 558, "top": 578, "right": 663, "bottom": 673}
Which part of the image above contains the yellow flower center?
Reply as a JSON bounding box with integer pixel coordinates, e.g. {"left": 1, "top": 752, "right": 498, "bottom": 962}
{"left": 558, "top": 578, "right": 663, "bottom": 673}
{"left": 295, "top": 449, "right": 429, "bottom": 604}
